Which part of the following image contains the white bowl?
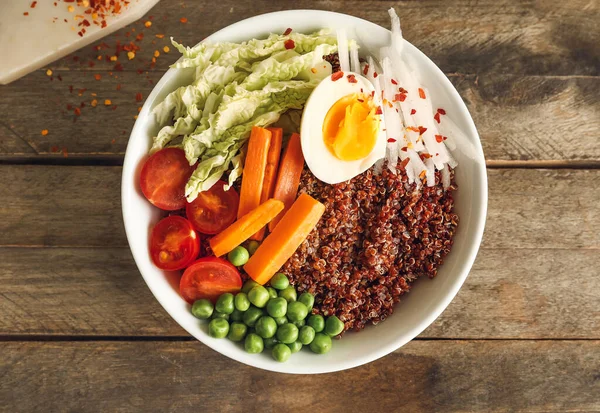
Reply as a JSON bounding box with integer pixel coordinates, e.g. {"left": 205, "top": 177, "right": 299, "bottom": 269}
{"left": 122, "top": 10, "right": 488, "bottom": 374}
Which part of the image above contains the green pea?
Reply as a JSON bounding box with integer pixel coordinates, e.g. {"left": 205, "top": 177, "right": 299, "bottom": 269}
{"left": 234, "top": 292, "right": 250, "bottom": 311}
{"left": 244, "top": 333, "right": 264, "bottom": 354}
{"left": 246, "top": 240, "right": 260, "bottom": 255}
{"left": 274, "top": 316, "right": 288, "bottom": 326}
{"left": 230, "top": 308, "right": 244, "bottom": 322}
{"left": 255, "top": 316, "right": 278, "bottom": 339}
{"left": 267, "top": 286, "right": 278, "bottom": 299}
{"left": 325, "top": 315, "right": 344, "bottom": 337}
{"left": 241, "top": 279, "right": 260, "bottom": 294}
{"left": 276, "top": 323, "right": 299, "bottom": 344}
{"left": 309, "top": 333, "right": 332, "bottom": 354}
{"left": 298, "top": 292, "right": 315, "bottom": 310}
{"left": 191, "top": 299, "right": 213, "bottom": 320}
{"left": 266, "top": 297, "right": 288, "bottom": 318}
{"left": 271, "top": 343, "right": 291, "bottom": 362}
{"left": 215, "top": 293, "right": 235, "bottom": 314}
{"left": 242, "top": 306, "right": 263, "bottom": 327}
{"left": 270, "top": 273, "right": 290, "bottom": 290}
{"left": 211, "top": 311, "right": 229, "bottom": 321}
{"left": 208, "top": 318, "right": 229, "bottom": 338}
{"left": 227, "top": 246, "right": 249, "bottom": 266}
{"left": 292, "top": 319, "right": 305, "bottom": 328}
{"left": 264, "top": 337, "right": 278, "bottom": 349}
{"left": 248, "top": 285, "right": 270, "bottom": 308}
{"left": 299, "top": 325, "right": 316, "bottom": 345}
{"left": 287, "top": 301, "right": 308, "bottom": 322}
{"left": 279, "top": 286, "right": 297, "bottom": 303}
{"left": 287, "top": 341, "right": 303, "bottom": 353}
{"left": 227, "top": 322, "right": 247, "bottom": 342}
{"left": 307, "top": 315, "right": 325, "bottom": 333}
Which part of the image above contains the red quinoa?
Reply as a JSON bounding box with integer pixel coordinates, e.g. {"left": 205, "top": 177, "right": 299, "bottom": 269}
{"left": 281, "top": 162, "right": 459, "bottom": 332}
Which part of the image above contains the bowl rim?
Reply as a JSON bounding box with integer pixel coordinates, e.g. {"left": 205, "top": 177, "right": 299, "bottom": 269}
{"left": 122, "top": 9, "right": 488, "bottom": 374}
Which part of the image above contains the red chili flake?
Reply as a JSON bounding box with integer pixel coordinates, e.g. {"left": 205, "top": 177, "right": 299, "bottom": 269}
{"left": 94, "top": 74, "right": 101, "bottom": 81}
{"left": 180, "top": 17, "right": 188, "bottom": 23}
{"left": 421, "top": 153, "right": 432, "bottom": 159}
{"left": 135, "top": 92, "right": 143, "bottom": 102}
{"left": 400, "top": 157, "right": 410, "bottom": 169}
{"left": 387, "top": 138, "right": 397, "bottom": 143}
{"left": 111, "top": 138, "right": 116, "bottom": 144}
{"left": 375, "top": 106, "right": 383, "bottom": 115}
{"left": 373, "top": 72, "right": 378, "bottom": 78}
{"left": 114, "top": 63, "right": 124, "bottom": 71}
{"left": 347, "top": 74, "right": 357, "bottom": 83}
{"left": 80, "top": 102, "right": 85, "bottom": 108}
{"left": 68, "top": 85, "right": 73, "bottom": 93}
{"left": 331, "top": 71, "right": 344, "bottom": 81}
{"left": 67, "top": 104, "right": 73, "bottom": 110}
{"left": 418, "top": 88, "right": 426, "bottom": 99}
{"left": 357, "top": 98, "right": 364, "bottom": 103}
{"left": 284, "top": 39, "right": 295, "bottom": 49}
{"left": 74, "top": 107, "right": 81, "bottom": 116}
{"left": 30, "top": 1, "right": 37, "bottom": 8}
{"left": 394, "top": 93, "right": 407, "bottom": 102}
{"left": 62, "top": 147, "right": 69, "bottom": 158}
{"left": 410, "top": 109, "right": 416, "bottom": 115}
{"left": 407, "top": 126, "right": 420, "bottom": 133}
{"left": 136, "top": 69, "right": 144, "bottom": 74}
{"left": 363, "top": 64, "right": 369, "bottom": 75}
{"left": 418, "top": 126, "right": 427, "bottom": 135}
{"left": 88, "top": 61, "right": 95, "bottom": 68}
{"left": 401, "top": 146, "right": 408, "bottom": 152}
{"left": 135, "top": 33, "right": 144, "bottom": 42}
{"left": 82, "top": 19, "right": 90, "bottom": 27}
{"left": 435, "top": 134, "right": 444, "bottom": 143}
{"left": 391, "top": 79, "right": 398, "bottom": 85}
{"left": 434, "top": 113, "right": 441, "bottom": 123}
{"left": 437, "top": 108, "right": 446, "bottom": 115}
{"left": 116, "top": 84, "right": 122, "bottom": 91}
{"left": 283, "top": 28, "right": 292, "bottom": 35}
{"left": 23, "top": 12, "right": 29, "bottom": 16}
{"left": 57, "top": 74, "right": 63, "bottom": 81}
{"left": 371, "top": 90, "right": 375, "bottom": 98}
{"left": 112, "top": 105, "right": 118, "bottom": 110}
{"left": 51, "top": 146, "right": 59, "bottom": 153}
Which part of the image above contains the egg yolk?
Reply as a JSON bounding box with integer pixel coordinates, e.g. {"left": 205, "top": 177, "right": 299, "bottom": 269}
{"left": 322, "top": 93, "right": 379, "bottom": 161}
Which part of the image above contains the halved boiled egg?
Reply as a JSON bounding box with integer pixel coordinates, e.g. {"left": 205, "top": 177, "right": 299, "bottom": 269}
{"left": 300, "top": 72, "right": 386, "bottom": 184}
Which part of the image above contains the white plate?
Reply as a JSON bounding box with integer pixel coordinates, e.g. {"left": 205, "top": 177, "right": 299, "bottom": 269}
{"left": 122, "top": 10, "right": 488, "bottom": 374}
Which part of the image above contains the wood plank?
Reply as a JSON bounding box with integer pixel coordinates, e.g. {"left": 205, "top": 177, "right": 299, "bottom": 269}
{"left": 43, "top": 0, "right": 600, "bottom": 76}
{"left": 1, "top": 166, "right": 598, "bottom": 249}
{"left": 2, "top": 73, "right": 598, "bottom": 161}
{"left": 1, "top": 247, "right": 598, "bottom": 339}
{"left": 2, "top": 341, "right": 598, "bottom": 412}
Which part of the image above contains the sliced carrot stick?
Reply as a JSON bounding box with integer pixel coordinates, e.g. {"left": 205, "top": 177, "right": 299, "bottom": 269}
{"left": 237, "top": 126, "right": 272, "bottom": 220}
{"left": 244, "top": 193, "right": 325, "bottom": 285}
{"left": 250, "top": 127, "right": 283, "bottom": 241}
{"left": 268, "top": 132, "right": 304, "bottom": 232}
{"left": 210, "top": 199, "right": 284, "bottom": 257}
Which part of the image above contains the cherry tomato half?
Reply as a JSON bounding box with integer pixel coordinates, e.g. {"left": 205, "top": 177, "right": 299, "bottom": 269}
{"left": 150, "top": 216, "right": 200, "bottom": 271}
{"left": 140, "top": 148, "right": 195, "bottom": 211}
{"left": 185, "top": 180, "right": 239, "bottom": 235}
{"left": 179, "top": 257, "right": 242, "bottom": 303}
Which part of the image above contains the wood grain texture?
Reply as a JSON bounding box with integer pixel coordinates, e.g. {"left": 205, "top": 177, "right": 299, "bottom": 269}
{"left": 2, "top": 341, "right": 599, "bottom": 412}
{"left": 1, "top": 166, "right": 598, "bottom": 249}
{"left": 1, "top": 247, "right": 598, "bottom": 339}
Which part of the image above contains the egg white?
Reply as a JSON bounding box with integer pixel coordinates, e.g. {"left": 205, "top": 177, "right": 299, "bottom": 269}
{"left": 300, "top": 72, "right": 386, "bottom": 185}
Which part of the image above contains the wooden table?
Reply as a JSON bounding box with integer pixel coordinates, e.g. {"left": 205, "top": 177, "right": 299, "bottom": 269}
{"left": 1, "top": 1, "right": 599, "bottom": 411}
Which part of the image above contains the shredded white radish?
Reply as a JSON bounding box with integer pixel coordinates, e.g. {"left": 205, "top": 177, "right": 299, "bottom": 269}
{"left": 424, "top": 157, "right": 435, "bottom": 187}
{"left": 388, "top": 8, "right": 404, "bottom": 56}
{"left": 336, "top": 29, "right": 350, "bottom": 73}
{"left": 441, "top": 164, "right": 451, "bottom": 189}
{"left": 350, "top": 42, "right": 360, "bottom": 73}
